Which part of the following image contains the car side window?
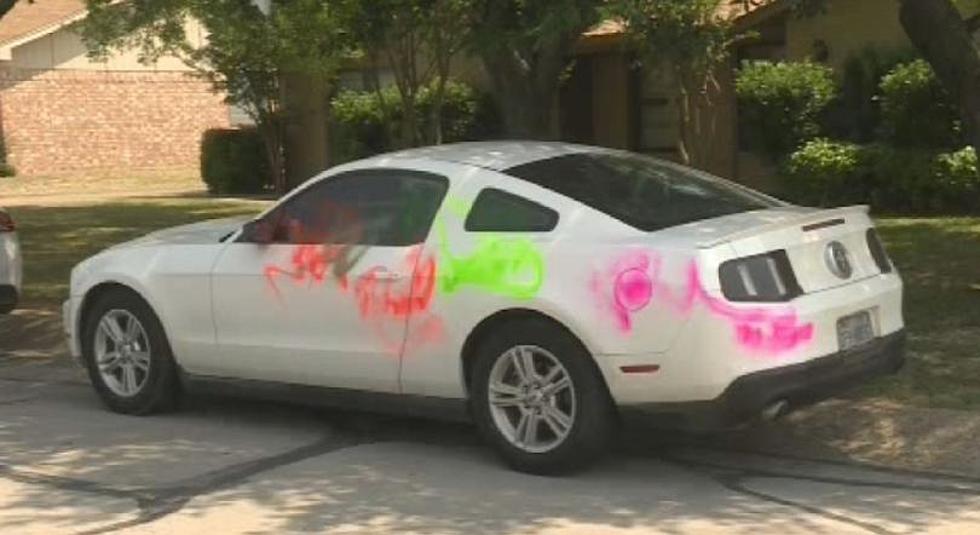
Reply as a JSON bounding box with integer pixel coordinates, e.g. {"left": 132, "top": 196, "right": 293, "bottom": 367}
{"left": 464, "top": 188, "right": 559, "bottom": 232}
{"left": 265, "top": 169, "right": 448, "bottom": 246}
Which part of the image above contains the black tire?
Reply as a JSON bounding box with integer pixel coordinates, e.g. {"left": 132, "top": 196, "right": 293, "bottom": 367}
{"left": 81, "top": 288, "right": 180, "bottom": 415}
{"left": 470, "top": 318, "right": 616, "bottom": 475}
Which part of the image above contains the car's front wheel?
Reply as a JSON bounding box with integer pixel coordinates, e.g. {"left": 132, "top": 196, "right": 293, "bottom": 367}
{"left": 82, "top": 288, "right": 179, "bottom": 415}
{"left": 470, "top": 319, "right": 616, "bottom": 474}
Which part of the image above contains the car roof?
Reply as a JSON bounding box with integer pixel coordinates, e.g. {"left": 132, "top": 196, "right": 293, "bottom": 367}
{"left": 367, "top": 141, "right": 603, "bottom": 172}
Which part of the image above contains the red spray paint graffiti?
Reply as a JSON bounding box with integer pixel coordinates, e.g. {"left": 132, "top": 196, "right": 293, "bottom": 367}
{"left": 593, "top": 251, "right": 814, "bottom": 355}
{"left": 261, "top": 202, "right": 443, "bottom": 355}
{"left": 353, "top": 245, "right": 444, "bottom": 353}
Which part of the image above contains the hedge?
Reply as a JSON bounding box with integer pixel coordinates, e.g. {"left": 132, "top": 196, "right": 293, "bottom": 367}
{"left": 879, "top": 59, "right": 961, "bottom": 149}
{"left": 331, "top": 80, "right": 499, "bottom": 163}
{"left": 200, "top": 128, "right": 272, "bottom": 194}
{"left": 782, "top": 139, "right": 980, "bottom": 214}
{"left": 735, "top": 60, "right": 837, "bottom": 157}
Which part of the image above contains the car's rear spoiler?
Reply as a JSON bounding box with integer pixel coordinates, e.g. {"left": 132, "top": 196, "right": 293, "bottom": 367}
{"left": 697, "top": 205, "right": 871, "bottom": 249}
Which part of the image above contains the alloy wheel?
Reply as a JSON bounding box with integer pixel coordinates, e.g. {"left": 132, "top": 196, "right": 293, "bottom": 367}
{"left": 487, "top": 345, "right": 576, "bottom": 454}
{"left": 94, "top": 309, "right": 152, "bottom": 397}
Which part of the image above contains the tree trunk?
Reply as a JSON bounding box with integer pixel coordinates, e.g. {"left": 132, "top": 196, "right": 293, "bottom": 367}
{"left": 481, "top": 50, "right": 561, "bottom": 139}
{"left": 431, "top": 74, "right": 448, "bottom": 144}
{"left": 259, "top": 117, "right": 286, "bottom": 195}
{"left": 898, "top": 0, "right": 980, "bottom": 155}
{"left": 281, "top": 72, "right": 331, "bottom": 189}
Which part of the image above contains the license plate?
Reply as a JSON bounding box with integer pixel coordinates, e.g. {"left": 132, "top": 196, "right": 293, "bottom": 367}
{"left": 837, "top": 311, "right": 875, "bottom": 351}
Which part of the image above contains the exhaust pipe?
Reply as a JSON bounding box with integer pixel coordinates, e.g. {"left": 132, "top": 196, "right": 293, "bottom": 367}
{"left": 760, "top": 399, "right": 790, "bottom": 422}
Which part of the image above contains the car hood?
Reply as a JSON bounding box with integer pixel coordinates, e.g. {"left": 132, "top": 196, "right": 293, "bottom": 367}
{"left": 113, "top": 216, "right": 252, "bottom": 249}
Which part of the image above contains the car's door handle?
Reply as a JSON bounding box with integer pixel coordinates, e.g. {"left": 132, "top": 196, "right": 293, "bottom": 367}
{"left": 373, "top": 270, "right": 405, "bottom": 281}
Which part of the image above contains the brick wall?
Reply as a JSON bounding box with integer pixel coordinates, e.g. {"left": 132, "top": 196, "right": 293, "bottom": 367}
{"left": 0, "top": 68, "right": 230, "bottom": 176}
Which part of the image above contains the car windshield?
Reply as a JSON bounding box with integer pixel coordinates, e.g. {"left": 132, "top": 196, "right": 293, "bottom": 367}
{"left": 504, "top": 152, "right": 781, "bottom": 231}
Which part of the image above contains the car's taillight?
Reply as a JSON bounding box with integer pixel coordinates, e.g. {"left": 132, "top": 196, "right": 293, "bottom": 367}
{"left": 866, "top": 228, "right": 892, "bottom": 274}
{"left": 719, "top": 250, "right": 803, "bottom": 302}
{"left": 0, "top": 211, "right": 14, "bottom": 232}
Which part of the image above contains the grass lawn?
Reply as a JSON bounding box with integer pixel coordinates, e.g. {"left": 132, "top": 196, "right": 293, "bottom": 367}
{"left": 851, "top": 217, "right": 980, "bottom": 410}
{"left": 6, "top": 198, "right": 980, "bottom": 410}
{"left": 7, "top": 198, "right": 269, "bottom": 305}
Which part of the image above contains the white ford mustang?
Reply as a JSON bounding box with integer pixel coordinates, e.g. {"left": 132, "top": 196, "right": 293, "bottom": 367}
{"left": 64, "top": 142, "right": 905, "bottom": 473}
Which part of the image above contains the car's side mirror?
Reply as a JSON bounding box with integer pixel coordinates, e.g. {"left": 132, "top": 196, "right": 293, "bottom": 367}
{"left": 239, "top": 219, "right": 275, "bottom": 244}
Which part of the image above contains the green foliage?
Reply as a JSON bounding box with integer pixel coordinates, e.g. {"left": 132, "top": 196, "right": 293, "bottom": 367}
{"left": 736, "top": 61, "right": 837, "bottom": 157}
{"left": 782, "top": 139, "right": 867, "bottom": 206}
{"left": 83, "top": 0, "right": 356, "bottom": 192}
{"left": 782, "top": 140, "right": 980, "bottom": 214}
{"left": 331, "top": 81, "right": 499, "bottom": 163}
{"left": 200, "top": 128, "right": 271, "bottom": 194}
{"left": 468, "top": 0, "right": 602, "bottom": 136}
{"left": 879, "top": 59, "right": 962, "bottom": 148}
{"left": 827, "top": 47, "right": 916, "bottom": 142}
{"left": 343, "top": 0, "right": 473, "bottom": 145}
{"left": 608, "top": 0, "right": 732, "bottom": 80}
{"left": 934, "top": 147, "right": 980, "bottom": 210}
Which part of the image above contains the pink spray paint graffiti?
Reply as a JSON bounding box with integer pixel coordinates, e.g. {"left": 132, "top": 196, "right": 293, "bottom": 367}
{"left": 592, "top": 251, "right": 814, "bottom": 355}
{"left": 679, "top": 261, "right": 814, "bottom": 354}
{"left": 589, "top": 250, "right": 659, "bottom": 333}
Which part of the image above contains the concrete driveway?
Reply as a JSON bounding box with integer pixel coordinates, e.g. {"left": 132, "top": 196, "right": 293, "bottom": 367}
{"left": 2, "top": 313, "right": 980, "bottom": 534}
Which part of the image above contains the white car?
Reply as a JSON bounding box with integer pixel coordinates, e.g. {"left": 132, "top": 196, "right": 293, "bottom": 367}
{"left": 0, "top": 207, "right": 22, "bottom": 314}
{"left": 64, "top": 142, "right": 905, "bottom": 473}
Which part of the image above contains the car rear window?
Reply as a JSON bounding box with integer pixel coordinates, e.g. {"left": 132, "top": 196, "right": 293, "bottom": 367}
{"left": 504, "top": 152, "right": 779, "bottom": 231}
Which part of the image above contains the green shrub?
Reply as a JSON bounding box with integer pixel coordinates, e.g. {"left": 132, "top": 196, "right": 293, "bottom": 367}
{"left": 826, "top": 47, "right": 916, "bottom": 142}
{"left": 331, "top": 88, "right": 395, "bottom": 162}
{"left": 736, "top": 61, "right": 837, "bottom": 157}
{"left": 783, "top": 140, "right": 980, "bottom": 214}
{"left": 330, "top": 80, "right": 499, "bottom": 163}
{"left": 879, "top": 60, "right": 961, "bottom": 148}
{"left": 781, "top": 139, "right": 868, "bottom": 206}
{"left": 933, "top": 147, "right": 980, "bottom": 212}
{"left": 863, "top": 144, "right": 937, "bottom": 212}
{"left": 200, "top": 128, "right": 271, "bottom": 194}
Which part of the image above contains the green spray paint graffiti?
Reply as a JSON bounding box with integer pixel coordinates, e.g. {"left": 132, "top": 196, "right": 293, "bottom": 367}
{"left": 440, "top": 236, "right": 545, "bottom": 299}
{"left": 435, "top": 196, "right": 546, "bottom": 299}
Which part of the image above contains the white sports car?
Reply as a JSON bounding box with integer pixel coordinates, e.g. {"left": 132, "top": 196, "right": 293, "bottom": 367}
{"left": 0, "top": 207, "right": 21, "bottom": 314}
{"left": 64, "top": 142, "right": 905, "bottom": 473}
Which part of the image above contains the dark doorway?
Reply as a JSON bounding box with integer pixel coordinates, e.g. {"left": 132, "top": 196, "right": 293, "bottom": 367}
{"left": 559, "top": 56, "right": 595, "bottom": 144}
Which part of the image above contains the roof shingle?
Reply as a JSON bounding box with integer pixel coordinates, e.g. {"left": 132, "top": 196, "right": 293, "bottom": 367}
{"left": 0, "top": 0, "right": 86, "bottom": 47}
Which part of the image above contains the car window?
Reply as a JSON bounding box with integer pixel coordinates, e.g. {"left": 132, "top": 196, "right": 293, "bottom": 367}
{"left": 504, "top": 152, "right": 779, "bottom": 231}
{"left": 266, "top": 169, "right": 448, "bottom": 246}
{"left": 465, "top": 188, "right": 558, "bottom": 232}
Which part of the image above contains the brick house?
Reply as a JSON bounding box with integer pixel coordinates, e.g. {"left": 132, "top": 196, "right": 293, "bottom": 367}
{"left": 0, "top": 0, "right": 229, "bottom": 177}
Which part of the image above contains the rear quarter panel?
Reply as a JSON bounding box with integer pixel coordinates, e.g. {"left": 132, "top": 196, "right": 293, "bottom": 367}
{"left": 398, "top": 168, "right": 713, "bottom": 398}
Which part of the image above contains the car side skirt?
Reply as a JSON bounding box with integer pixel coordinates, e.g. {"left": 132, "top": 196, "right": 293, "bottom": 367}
{"left": 181, "top": 373, "right": 472, "bottom": 423}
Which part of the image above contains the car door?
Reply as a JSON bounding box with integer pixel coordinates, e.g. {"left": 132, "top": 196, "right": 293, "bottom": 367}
{"left": 206, "top": 168, "right": 449, "bottom": 392}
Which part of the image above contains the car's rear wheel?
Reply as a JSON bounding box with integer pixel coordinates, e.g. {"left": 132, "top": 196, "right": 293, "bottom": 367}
{"left": 82, "top": 289, "right": 179, "bottom": 415}
{"left": 470, "top": 318, "right": 616, "bottom": 474}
